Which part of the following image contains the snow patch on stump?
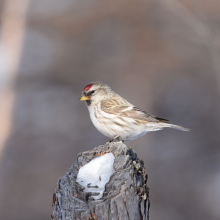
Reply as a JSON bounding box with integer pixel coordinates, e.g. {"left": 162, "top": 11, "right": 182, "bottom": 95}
{"left": 76, "top": 153, "right": 115, "bottom": 199}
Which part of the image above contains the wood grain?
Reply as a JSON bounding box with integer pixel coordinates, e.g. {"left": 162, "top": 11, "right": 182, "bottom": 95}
{"left": 52, "top": 142, "right": 149, "bottom": 220}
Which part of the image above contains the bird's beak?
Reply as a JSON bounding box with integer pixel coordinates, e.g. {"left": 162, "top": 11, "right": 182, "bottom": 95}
{"left": 79, "top": 94, "right": 89, "bottom": 101}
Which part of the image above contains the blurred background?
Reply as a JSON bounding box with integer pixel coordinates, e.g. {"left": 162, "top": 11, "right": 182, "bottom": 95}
{"left": 0, "top": 0, "right": 220, "bottom": 219}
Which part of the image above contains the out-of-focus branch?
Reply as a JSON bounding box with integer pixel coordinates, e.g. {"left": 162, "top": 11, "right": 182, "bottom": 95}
{"left": 158, "top": 0, "right": 220, "bottom": 93}
{"left": 0, "top": 0, "right": 29, "bottom": 158}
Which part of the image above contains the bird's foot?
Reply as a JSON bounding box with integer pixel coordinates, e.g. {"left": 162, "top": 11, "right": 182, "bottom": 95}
{"left": 109, "top": 136, "right": 123, "bottom": 143}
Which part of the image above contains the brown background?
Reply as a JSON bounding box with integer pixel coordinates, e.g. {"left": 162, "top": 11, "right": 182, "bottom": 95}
{"left": 0, "top": 0, "right": 220, "bottom": 219}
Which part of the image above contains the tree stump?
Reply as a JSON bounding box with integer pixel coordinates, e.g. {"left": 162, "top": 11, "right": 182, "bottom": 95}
{"left": 51, "top": 142, "right": 150, "bottom": 220}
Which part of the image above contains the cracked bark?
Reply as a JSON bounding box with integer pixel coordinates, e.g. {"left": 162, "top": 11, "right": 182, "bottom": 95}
{"left": 51, "top": 142, "right": 150, "bottom": 220}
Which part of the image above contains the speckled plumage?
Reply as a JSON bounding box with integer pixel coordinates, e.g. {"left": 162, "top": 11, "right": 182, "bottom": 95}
{"left": 80, "top": 82, "right": 189, "bottom": 141}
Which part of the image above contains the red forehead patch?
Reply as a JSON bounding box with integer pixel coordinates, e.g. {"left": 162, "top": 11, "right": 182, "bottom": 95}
{"left": 83, "top": 83, "right": 93, "bottom": 91}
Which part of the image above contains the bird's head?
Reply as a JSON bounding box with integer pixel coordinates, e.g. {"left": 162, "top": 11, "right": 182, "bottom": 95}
{"left": 79, "top": 82, "right": 112, "bottom": 106}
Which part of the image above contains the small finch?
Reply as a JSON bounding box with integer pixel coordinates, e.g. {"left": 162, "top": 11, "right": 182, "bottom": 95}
{"left": 80, "top": 82, "right": 189, "bottom": 142}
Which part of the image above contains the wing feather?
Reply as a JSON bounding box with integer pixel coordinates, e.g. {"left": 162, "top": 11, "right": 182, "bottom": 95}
{"left": 101, "top": 97, "right": 169, "bottom": 123}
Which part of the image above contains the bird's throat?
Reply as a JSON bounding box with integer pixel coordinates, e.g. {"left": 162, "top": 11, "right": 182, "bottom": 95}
{"left": 86, "top": 100, "right": 91, "bottom": 106}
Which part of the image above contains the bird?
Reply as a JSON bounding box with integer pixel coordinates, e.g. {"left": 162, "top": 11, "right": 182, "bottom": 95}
{"left": 79, "top": 82, "right": 189, "bottom": 142}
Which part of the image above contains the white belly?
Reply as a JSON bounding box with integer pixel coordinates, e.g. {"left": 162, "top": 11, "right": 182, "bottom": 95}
{"left": 88, "top": 105, "right": 115, "bottom": 138}
{"left": 87, "top": 104, "right": 148, "bottom": 141}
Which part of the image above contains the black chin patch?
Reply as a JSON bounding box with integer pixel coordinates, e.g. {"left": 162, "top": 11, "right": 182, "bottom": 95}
{"left": 86, "top": 100, "right": 91, "bottom": 106}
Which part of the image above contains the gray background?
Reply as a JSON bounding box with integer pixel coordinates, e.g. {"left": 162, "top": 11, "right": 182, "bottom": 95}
{"left": 0, "top": 0, "right": 220, "bottom": 219}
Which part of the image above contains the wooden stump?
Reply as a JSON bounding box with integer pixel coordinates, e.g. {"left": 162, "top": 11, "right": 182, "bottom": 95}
{"left": 51, "top": 142, "right": 150, "bottom": 220}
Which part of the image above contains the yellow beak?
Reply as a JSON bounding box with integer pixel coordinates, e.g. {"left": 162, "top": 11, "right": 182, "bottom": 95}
{"left": 79, "top": 95, "right": 89, "bottom": 101}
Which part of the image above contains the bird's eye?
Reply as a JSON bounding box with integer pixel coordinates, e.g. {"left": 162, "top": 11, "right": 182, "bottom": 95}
{"left": 90, "top": 90, "right": 95, "bottom": 94}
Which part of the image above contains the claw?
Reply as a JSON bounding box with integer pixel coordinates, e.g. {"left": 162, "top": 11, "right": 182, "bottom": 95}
{"left": 109, "top": 135, "right": 120, "bottom": 142}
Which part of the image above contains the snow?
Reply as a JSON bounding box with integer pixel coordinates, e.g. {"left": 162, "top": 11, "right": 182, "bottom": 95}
{"left": 76, "top": 153, "right": 115, "bottom": 200}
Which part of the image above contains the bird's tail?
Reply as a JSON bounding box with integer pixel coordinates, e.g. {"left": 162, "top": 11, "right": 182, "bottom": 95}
{"left": 159, "top": 123, "right": 190, "bottom": 131}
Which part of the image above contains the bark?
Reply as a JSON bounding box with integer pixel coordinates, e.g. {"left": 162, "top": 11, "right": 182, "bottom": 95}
{"left": 51, "top": 142, "right": 150, "bottom": 220}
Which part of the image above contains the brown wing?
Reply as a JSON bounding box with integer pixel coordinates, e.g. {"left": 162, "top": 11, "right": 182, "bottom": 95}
{"left": 101, "top": 98, "right": 169, "bottom": 123}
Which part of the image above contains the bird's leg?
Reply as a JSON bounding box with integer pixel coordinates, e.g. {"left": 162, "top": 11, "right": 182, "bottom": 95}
{"left": 109, "top": 135, "right": 121, "bottom": 143}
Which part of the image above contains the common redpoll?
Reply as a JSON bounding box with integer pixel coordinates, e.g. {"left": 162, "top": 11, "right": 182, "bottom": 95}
{"left": 80, "top": 82, "right": 189, "bottom": 142}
